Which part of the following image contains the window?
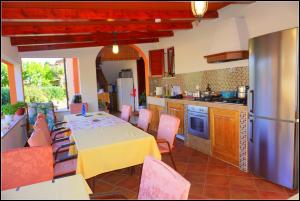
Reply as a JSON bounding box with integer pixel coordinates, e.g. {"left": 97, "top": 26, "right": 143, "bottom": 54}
{"left": 1, "top": 62, "right": 11, "bottom": 106}
{"left": 22, "top": 58, "right": 69, "bottom": 110}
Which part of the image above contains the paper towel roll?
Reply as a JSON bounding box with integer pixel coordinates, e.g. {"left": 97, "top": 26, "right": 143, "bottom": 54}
{"left": 155, "top": 87, "right": 163, "bottom": 96}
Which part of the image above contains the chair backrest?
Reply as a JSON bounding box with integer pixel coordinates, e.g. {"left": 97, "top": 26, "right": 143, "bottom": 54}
{"left": 27, "top": 102, "right": 56, "bottom": 130}
{"left": 28, "top": 117, "right": 53, "bottom": 147}
{"left": 156, "top": 114, "right": 180, "bottom": 150}
{"left": 138, "top": 156, "right": 191, "bottom": 200}
{"left": 120, "top": 105, "right": 132, "bottom": 122}
{"left": 137, "top": 109, "right": 152, "bottom": 132}
{"left": 1, "top": 146, "right": 54, "bottom": 191}
{"left": 70, "top": 103, "right": 88, "bottom": 114}
{"left": 28, "top": 127, "right": 51, "bottom": 147}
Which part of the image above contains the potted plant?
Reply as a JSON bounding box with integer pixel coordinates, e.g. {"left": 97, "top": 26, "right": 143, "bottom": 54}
{"left": 14, "top": 101, "right": 27, "bottom": 115}
{"left": 1, "top": 104, "right": 17, "bottom": 122}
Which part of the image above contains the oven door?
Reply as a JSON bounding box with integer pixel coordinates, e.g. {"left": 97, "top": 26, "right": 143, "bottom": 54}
{"left": 188, "top": 111, "right": 209, "bottom": 139}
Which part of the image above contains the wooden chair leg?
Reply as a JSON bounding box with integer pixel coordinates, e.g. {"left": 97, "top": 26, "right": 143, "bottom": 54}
{"left": 169, "top": 151, "right": 177, "bottom": 171}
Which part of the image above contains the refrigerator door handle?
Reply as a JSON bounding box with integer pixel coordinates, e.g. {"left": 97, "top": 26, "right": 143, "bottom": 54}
{"left": 250, "top": 118, "right": 254, "bottom": 143}
{"left": 249, "top": 90, "right": 254, "bottom": 113}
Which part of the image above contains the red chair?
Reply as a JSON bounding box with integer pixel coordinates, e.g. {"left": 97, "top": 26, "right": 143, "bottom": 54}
{"left": 136, "top": 109, "right": 152, "bottom": 132}
{"left": 1, "top": 146, "right": 54, "bottom": 191}
{"left": 69, "top": 103, "right": 88, "bottom": 114}
{"left": 156, "top": 114, "right": 180, "bottom": 170}
{"left": 120, "top": 105, "right": 132, "bottom": 122}
{"left": 90, "top": 156, "right": 191, "bottom": 200}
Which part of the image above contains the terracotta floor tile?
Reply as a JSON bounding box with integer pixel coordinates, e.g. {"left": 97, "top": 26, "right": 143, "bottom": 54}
{"left": 189, "top": 183, "right": 205, "bottom": 196}
{"left": 229, "top": 176, "right": 257, "bottom": 190}
{"left": 115, "top": 175, "right": 141, "bottom": 190}
{"left": 102, "top": 171, "right": 129, "bottom": 185}
{"left": 228, "top": 166, "right": 253, "bottom": 178}
{"left": 230, "top": 188, "right": 260, "bottom": 199}
{"left": 93, "top": 180, "right": 115, "bottom": 194}
{"left": 206, "top": 174, "right": 230, "bottom": 187}
{"left": 184, "top": 172, "right": 206, "bottom": 184}
{"left": 258, "top": 190, "right": 289, "bottom": 199}
{"left": 207, "top": 157, "right": 229, "bottom": 167}
{"left": 203, "top": 185, "right": 230, "bottom": 199}
{"left": 188, "top": 193, "right": 208, "bottom": 200}
{"left": 206, "top": 165, "right": 228, "bottom": 176}
{"left": 254, "top": 179, "right": 288, "bottom": 193}
{"left": 186, "top": 163, "right": 207, "bottom": 174}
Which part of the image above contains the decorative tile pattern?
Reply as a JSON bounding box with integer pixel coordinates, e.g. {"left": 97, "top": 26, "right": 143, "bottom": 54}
{"left": 149, "top": 66, "right": 249, "bottom": 94}
{"left": 239, "top": 111, "right": 248, "bottom": 172}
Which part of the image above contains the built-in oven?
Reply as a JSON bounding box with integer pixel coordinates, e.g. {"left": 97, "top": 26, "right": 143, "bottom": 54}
{"left": 187, "top": 105, "right": 209, "bottom": 139}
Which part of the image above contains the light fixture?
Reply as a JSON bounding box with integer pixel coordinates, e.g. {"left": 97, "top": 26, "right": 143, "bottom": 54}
{"left": 112, "top": 32, "right": 119, "bottom": 54}
{"left": 191, "top": 1, "right": 208, "bottom": 20}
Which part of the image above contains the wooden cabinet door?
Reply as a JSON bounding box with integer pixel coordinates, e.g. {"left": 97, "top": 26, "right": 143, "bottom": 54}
{"left": 210, "top": 108, "right": 240, "bottom": 166}
{"left": 167, "top": 102, "right": 184, "bottom": 134}
{"left": 149, "top": 49, "right": 164, "bottom": 77}
{"left": 148, "top": 104, "right": 164, "bottom": 132}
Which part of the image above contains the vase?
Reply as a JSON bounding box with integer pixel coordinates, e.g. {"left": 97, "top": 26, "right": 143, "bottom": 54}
{"left": 16, "top": 108, "right": 25, "bottom": 115}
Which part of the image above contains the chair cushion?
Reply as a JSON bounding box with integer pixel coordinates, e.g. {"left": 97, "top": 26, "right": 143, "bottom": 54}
{"left": 54, "top": 158, "right": 77, "bottom": 178}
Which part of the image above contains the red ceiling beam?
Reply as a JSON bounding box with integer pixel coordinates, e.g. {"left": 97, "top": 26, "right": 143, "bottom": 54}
{"left": 2, "top": 21, "right": 193, "bottom": 36}
{"left": 10, "top": 31, "right": 174, "bottom": 46}
{"left": 17, "top": 38, "right": 159, "bottom": 52}
{"left": 2, "top": 2, "right": 230, "bottom": 10}
{"left": 2, "top": 7, "right": 219, "bottom": 20}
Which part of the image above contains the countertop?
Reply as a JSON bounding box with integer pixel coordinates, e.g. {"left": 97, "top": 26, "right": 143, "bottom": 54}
{"left": 147, "top": 96, "right": 248, "bottom": 112}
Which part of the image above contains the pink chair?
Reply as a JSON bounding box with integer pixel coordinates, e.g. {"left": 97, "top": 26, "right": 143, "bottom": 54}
{"left": 120, "top": 105, "right": 132, "bottom": 122}
{"left": 70, "top": 103, "right": 88, "bottom": 114}
{"left": 156, "top": 114, "right": 180, "bottom": 170}
{"left": 137, "top": 109, "right": 152, "bottom": 132}
{"left": 1, "top": 146, "right": 54, "bottom": 191}
{"left": 90, "top": 156, "right": 191, "bottom": 200}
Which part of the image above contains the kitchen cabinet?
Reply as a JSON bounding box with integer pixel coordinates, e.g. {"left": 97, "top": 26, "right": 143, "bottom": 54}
{"left": 167, "top": 102, "right": 184, "bottom": 134}
{"left": 148, "top": 104, "right": 164, "bottom": 132}
{"left": 149, "top": 49, "right": 164, "bottom": 77}
{"left": 210, "top": 108, "right": 240, "bottom": 166}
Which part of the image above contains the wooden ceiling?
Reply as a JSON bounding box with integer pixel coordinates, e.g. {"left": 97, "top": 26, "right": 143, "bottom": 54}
{"left": 1, "top": 1, "right": 243, "bottom": 52}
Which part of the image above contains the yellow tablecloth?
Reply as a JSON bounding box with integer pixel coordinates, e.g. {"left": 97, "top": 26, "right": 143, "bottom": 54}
{"left": 1, "top": 174, "right": 92, "bottom": 200}
{"left": 65, "top": 112, "right": 161, "bottom": 179}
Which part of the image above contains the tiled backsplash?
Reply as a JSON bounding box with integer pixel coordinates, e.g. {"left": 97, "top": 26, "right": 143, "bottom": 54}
{"left": 149, "top": 66, "right": 249, "bottom": 93}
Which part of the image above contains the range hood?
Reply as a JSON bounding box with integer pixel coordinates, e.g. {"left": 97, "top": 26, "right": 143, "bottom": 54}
{"left": 204, "top": 17, "right": 249, "bottom": 63}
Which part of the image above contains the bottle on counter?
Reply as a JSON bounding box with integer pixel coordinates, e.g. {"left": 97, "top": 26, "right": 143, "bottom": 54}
{"left": 206, "top": 84, "right": 211, "bottom": 92}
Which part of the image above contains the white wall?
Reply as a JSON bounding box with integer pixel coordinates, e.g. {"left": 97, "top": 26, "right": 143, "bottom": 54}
{"left": 1, "top": 37, "right": 24, "bottom": 101}
{"left": 153, "top": 1, "right": 299, "bottom": 74}
{"left": 65, "top": 58, "right": 75, "bottom": 104}
{"left": 102, "top": 60, "right": 139, "bottom": 111}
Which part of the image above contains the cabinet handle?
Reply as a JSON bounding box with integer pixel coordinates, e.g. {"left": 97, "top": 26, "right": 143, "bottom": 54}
{"left": 250, "top": 119, "right": 254, "bottom": 143}
{"left": 249, "top": 90, "right": 254, "bottom": 113}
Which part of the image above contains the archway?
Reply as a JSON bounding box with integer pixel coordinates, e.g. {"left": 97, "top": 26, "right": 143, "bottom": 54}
{"left": 95, "top": 45, "right": 148, "bottom": 112}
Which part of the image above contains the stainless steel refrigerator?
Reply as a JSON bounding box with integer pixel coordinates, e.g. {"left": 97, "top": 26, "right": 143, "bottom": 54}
{"left": 248, "top": 27, "right": 299, "bottom": 189}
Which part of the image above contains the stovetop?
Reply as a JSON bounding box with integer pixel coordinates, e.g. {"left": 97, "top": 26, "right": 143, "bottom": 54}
{"left": 194, "top": 96, "right": 247, "bottom": 105}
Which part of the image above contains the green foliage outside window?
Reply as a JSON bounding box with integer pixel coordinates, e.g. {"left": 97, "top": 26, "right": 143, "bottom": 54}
{"left": 22, "top": 60, "right": 67, "bottom": 105}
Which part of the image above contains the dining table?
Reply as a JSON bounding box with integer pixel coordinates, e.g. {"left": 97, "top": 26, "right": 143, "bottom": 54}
{"left": 64, "top": 111, "right": 161, "bottom": 179}
{"left": 1, "top": 174, "right": 92, "bottom": 200}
